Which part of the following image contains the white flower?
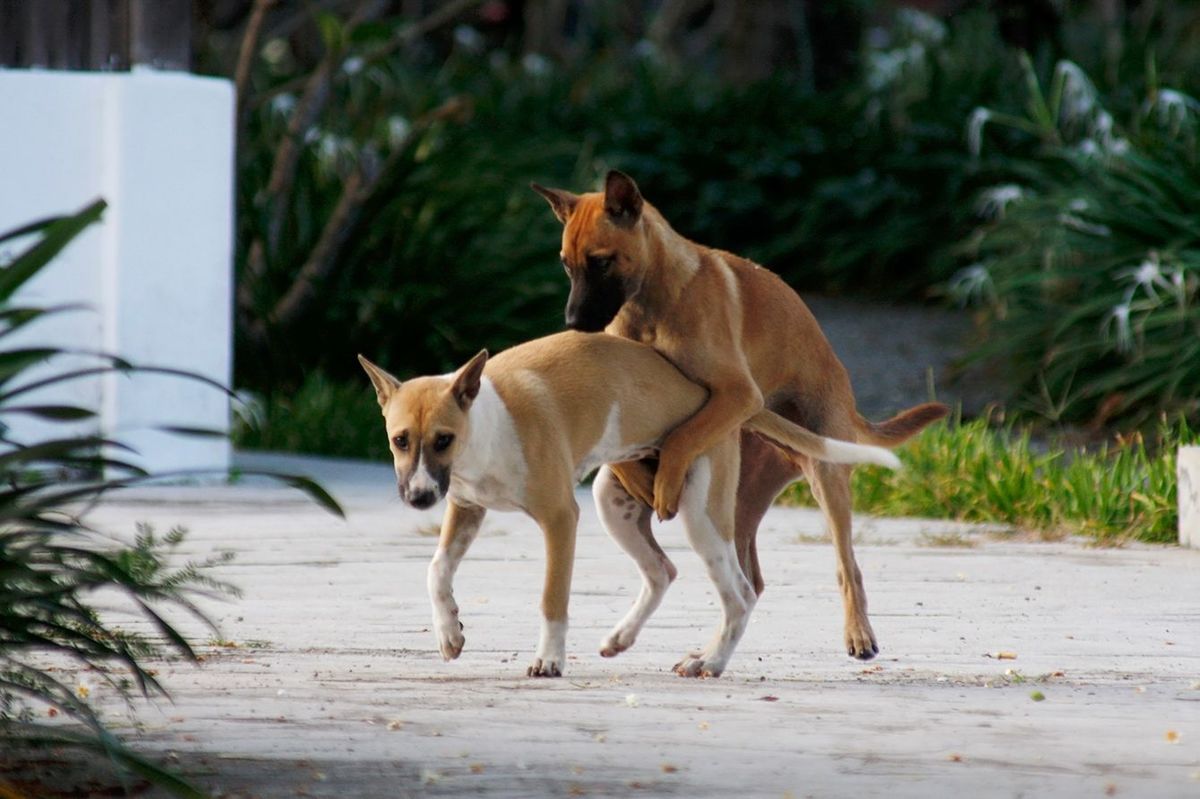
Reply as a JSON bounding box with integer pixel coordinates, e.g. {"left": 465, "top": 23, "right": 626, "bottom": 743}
{"left": 521, "top": 53, "right": 550, "bottom": 76}
{"left": 866, "top": 50, "right": 905, "bottom": 91}
{"left": 269, "top": 93, "right": 296, "bottom": 118}
{"left": 866, "top": 43, "right": 926, "bottom": 92}
{"left": 1144, "top": 88, "right": 1200, "bottom": 135}
{"left": 261, "top": 38, "right": 289, "bottom": 65}
{"left": 967, "top": 108, "right": 992, "bottom": 156}
{"left": 1105, "top": 136, "right": 1130, "bottom": 156}
{"left": 1101, "top": 302, "right": 1134, "bottom": 353}
{"left": 313, "top": 133, "right": 355, "bottom": 177}
{"left": 453, "top": 25, "right": 485, "bottom": 54}
{"left": 1055, "top": 61, "right": 1098, "bottom": 126}
{"left": 898, "top": 8, "right": 947, "bottom": 45}
{"left": 1057, "top": 212, "right": 1110, "bottom": 237}
{"left": 1117, "top": 253, "right": 1172, "bottom": 302}
{"left": 632, "top": 38, "right": 660, "bottom": 62}
{"left": 976, "top": 185, "right": 1026, "bottom": 219}
{"left": 341, "top": 56, "right": 364, "bottom": 76}
{"left": 1067, "top": 198, "right": 1089, "bottom": 212}
{"left": 387, "top": 116, "right": 411, "bottom": 148}
{"left": 948, "top": 263, "right": 996, "bottom": 307}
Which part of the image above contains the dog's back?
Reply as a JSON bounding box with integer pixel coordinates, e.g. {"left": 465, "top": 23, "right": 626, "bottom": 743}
{"left": 486, "top": 331, "right": 708, "bottom": 469}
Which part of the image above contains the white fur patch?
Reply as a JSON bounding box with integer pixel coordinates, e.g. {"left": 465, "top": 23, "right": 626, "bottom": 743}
{"left": 447, "top": 377, "right": 528, "bottom": 511}
{"left": 575, "top": 403, "right": 657, "bottom": 483}
{"left": 536, "top": 618, "right": 567, "bottom": 664}
{"left": 409, "top": 460, "right": 441, "bottom": 496}
{"left": 676, "top": 456, "right": 757, "bottom": 676}
{"left": 823, "top": 438, "right": 902, "bottom": 470}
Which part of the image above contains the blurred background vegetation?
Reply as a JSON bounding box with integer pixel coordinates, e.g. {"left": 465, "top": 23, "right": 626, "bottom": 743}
{"left": 191, "top": 0, "right": 1200, "bottom": 458}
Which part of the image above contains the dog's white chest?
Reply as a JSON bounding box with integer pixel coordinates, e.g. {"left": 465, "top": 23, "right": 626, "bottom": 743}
{"left": 448, "top": 378, "right": 528, "bottom": 512}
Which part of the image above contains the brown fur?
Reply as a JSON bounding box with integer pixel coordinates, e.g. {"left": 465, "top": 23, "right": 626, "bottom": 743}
{"left": 533, "top": 172, "right": 947, "bottom": 659}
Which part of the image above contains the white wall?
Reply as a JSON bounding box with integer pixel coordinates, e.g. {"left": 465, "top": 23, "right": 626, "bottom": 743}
{"left": 0, "top": 69, "right": 234, "bottom": 474}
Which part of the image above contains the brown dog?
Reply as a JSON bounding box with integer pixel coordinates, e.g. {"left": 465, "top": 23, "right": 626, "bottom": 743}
{"left": 532, "top": 171, "right": 947, "bottom": 659}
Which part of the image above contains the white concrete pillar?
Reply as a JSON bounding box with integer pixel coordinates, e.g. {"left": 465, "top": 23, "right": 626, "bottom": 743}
{"left": 0, "top": 69, "right": 234, "bottom": 474}
{"left": 1180, "top": 446, "right": 1200, "bottom": 549}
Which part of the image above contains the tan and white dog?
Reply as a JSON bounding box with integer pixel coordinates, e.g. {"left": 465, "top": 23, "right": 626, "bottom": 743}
{"left": 360, "top": 332, "right": 898, "bottom": 678}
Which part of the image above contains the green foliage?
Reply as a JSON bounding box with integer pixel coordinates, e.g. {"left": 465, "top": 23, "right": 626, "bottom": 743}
{"left": 233, "top": 370, "right": 385, "bottom": 461}
{"left": 955, "top": 56, "right": 1200, "bottom": 425}
{"left": 783, "top": 413, "right": 1192, "bottom": 543}
{"left": 0, "top": 204, "right": 340, "bottom": 794}
{"left": 228, "top": 7, "right": 1030, "bottom": 394}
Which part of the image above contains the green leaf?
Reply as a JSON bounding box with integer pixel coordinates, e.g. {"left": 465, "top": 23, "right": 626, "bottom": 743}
{"left": 157, "top": 425, "right": 228, "bottom": 439}
{"left": 0, "top": 199, "right": 106, "bottom": 302}
{"left": 1, "top": 404, "right": 96, "bottom": 421}
{"left": 273, "top": 473, "right": 346, "bottom": 518}
{"left": 316, "top": 11, "right": 345, "bottom": 52}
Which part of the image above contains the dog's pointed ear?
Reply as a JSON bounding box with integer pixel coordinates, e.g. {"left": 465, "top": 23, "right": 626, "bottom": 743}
{"left": 358, "top": 354, "right": 402, "bottom": 409}
{"left": 530, "top": 182, "right": 579, "bottom": 224}
{"left": 604, "top": 170, "right": 643, "bottom": 226}
{"left": 450, "top": 349, "right": 488, "bottom": 409}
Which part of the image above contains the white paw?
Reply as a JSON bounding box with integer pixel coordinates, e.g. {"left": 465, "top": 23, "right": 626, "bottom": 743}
{"left": 526, "top": 657, "right": 563, "bottom": 678}
{"left": 673, "top": 653, "right": 726, "bottom": 678}
{"left": 434, "top": 617, "right": 464, "bottom": 661}
{"left": 599, "top": 626, "right": 637, "bottom": 658}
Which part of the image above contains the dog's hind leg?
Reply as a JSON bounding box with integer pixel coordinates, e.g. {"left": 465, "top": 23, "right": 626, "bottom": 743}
{"left": 673, "top": 439, "right": 757, "bottom": 678}
{"left": 805, "top": 459, "right": 878, "bottom": 660}
{"left": 734, "top": 430, "right": 802, "bottom": 595}
{"left": 593, "top": 465, "right": 677, "bottom": 658}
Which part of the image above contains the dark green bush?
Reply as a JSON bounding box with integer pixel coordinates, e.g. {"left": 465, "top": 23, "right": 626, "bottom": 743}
{"left": 955, "top": 56, "right": 1200, "bottom": 425}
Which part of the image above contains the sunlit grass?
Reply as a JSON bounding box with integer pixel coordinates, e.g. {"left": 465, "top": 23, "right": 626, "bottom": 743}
{"left": 781, "top": 413, "right": 1193, "bottom": 543}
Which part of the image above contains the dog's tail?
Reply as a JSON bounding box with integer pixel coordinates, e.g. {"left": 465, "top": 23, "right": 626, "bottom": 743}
{"left": 743, "top": 410, "right": 902, "bottom": 470}
{"left": 853, "top": 402, "right": 949, "bottom": 448}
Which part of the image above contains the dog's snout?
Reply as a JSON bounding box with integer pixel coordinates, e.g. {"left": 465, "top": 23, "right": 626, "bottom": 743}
{"left": 410, "top": 489, "right": 438, "bottom": 509}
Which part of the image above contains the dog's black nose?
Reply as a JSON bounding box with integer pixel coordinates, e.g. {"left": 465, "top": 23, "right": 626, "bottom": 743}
{"left": 409, "top": 490, "right": 438, "bottom": 509}
{"left": 565, "top": 312, "right": 606, "bottom": 333}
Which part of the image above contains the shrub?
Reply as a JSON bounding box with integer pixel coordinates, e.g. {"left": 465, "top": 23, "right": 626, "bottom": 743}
{"left": 955, "top": 57, "right": 1200, "bottom": 425}
{"left": 0, "top": 203, "right": 340, "bottom": 794}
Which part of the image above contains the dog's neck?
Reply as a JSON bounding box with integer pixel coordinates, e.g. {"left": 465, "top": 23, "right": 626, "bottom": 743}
{"left": 613, "top": 210, "right": 699, "bottom": 339}
{"left": 447, "top": 376, "right": 526, "bottom": 511}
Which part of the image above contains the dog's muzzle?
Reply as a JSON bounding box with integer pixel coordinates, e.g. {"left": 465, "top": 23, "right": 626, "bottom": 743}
{"left": 408, "top": 489, "right": 438, "bottom": 509}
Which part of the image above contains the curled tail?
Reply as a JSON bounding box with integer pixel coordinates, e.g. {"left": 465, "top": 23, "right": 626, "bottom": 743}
{"left": 854, "top": 402, "right": 949, "bottom": 447}
{"left": 743, "top": 410, "right": 901, "bottom": 470}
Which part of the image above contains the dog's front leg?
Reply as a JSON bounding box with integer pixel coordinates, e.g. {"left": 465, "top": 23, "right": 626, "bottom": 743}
{"left": 527, "top": 499, "right": 580, "bottom": 677}
{"left": 427, "top": 501, "right": 487, "bottom": 661}
{"left": 654, "top": 379, "right": 763, "bottom": 521}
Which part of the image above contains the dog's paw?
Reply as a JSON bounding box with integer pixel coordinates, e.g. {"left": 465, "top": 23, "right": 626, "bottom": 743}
{"left": 435, "top": 620, "right": 465, "bottom": 661}
{"left": 672, "top": 654, "right": 724, "bottom": 679}
{"left": 526, "top": 657, "right": 563, "bottom": 678}
{"left": 599, "top": 627, "right": 637, "bottom": 658}
{"left": 844, "top": 619, "right": 879, "bottom": 661}
{"left": 651, "top": 467, "right": 684, "bottom": 522}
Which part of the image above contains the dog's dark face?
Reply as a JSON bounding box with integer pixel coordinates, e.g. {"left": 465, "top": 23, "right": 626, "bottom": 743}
{"left": 358, "top": 352, "right": 487, "bottom": 510}
{"left": 532, "top": 171, "right": 648, "bottom": 333}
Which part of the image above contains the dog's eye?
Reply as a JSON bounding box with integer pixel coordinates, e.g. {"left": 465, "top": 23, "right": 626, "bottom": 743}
{"left": 393, "top": 433, "right": 409, "bottom": 451}
{"left": 433, "top": 433, "right": 455, "bottom": 453}
{"left": 586, "top": 254, "right": 613, "bottom": 271}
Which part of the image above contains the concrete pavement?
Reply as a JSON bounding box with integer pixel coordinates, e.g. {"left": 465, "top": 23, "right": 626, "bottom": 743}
{"left": 72, "top": 452, "right": 1200, "bottom": 797}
